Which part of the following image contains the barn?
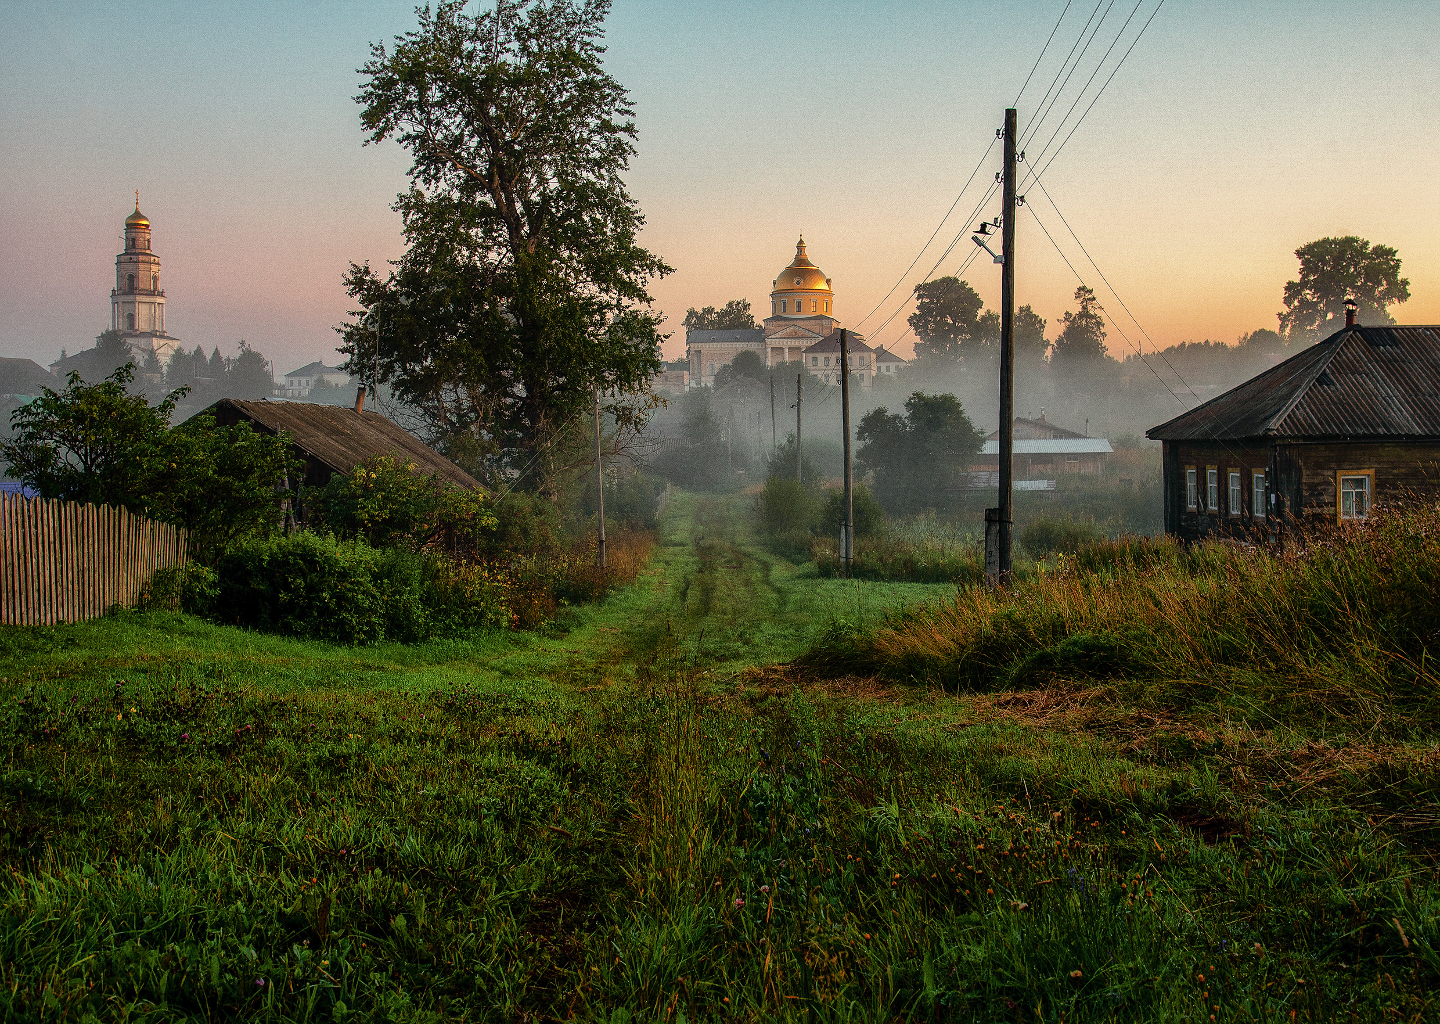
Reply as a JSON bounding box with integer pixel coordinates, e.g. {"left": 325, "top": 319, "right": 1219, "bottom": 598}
{"left": 1146, "top": 322, "right": 1440, "bottom": 542}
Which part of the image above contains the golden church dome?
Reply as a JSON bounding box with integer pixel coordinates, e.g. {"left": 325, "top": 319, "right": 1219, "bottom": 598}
{"left": 772, "top": 237, "right": 830, "bottom": 292}
{"left": 126, "top": 193, "right": 149, "bottom": 228}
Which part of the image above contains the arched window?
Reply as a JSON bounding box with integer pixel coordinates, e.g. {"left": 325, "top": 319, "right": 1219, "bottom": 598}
{"left": 126, "top": 313, "right": 135, "bottom": 330}
{"left": 152, "top": 275, "right": 158, "bottom": 290}
{"left": 127, "top": 274, "right": 135, "bottom": 292}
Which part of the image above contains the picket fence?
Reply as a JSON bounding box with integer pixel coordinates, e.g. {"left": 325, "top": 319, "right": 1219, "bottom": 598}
{"left": 0, "top": 493, "right": 188, "bottom": 626}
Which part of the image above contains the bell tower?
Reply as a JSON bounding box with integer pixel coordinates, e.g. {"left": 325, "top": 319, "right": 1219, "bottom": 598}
{"left": 111, "top": 193, "right": 179, "bottom": 363}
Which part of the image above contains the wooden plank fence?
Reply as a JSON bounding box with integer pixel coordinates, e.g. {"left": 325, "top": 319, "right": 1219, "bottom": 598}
{"left": 0, "top": 493, "right": 187, "bottom": 626}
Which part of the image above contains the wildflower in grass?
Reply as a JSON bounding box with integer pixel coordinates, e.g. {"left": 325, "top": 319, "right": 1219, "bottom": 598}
{"left": 733, "top": 898, "right": 744, "bottom": 907}
{"left": 760, "top": 885, "right": 770, "bottom": 893}
{"left": 255, "top": 977, "right": 266, "bottom": 987}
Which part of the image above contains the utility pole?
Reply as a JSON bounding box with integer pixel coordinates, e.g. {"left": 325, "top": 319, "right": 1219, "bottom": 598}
{"left": 770, "top": 377, "right": 777, "bottom": 452}
{"left": 839, "top": 329, "right": 853, "bottom": 575}
{"left": 998, "top": 107, "right": 1018, "bottom": 581}
{"left": 795, "top": 373, "right": 803, "bottom": 483}
{"left": 594, "top": 386, "right": 606, "bottom": 571}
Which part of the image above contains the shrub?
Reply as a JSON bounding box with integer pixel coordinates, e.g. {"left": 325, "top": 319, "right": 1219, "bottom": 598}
{"left": 821, "top": 483, "right": 885, "bottom": 538}
{"left": 1019, "top": 515, "right": 1106, "bottom": 559}
{"left": 139, "top": 562, "right": 220, "bottom": 615}
{"left": 215, "top": 533, "right": 508, "bottom": 644}
{"left": 757, "top": 476, "right": 820, "bottom": 537}
{"left": 308, "top": 454, "right": 495, "bottom": 552}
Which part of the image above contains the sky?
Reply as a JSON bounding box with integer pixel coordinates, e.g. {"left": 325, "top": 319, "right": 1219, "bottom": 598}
{"left": 2, "top": 0, "right": 1439, "bottom": 376}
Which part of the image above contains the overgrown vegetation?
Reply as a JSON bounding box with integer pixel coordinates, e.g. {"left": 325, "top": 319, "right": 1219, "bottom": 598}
{"left": 1, "top": 494, "right": 1436, "bottom": 1020}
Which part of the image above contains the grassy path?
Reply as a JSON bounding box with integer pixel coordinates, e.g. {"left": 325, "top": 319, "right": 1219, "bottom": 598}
{"left": 2, "top": 493, "right": 1436, "bottom": 1022}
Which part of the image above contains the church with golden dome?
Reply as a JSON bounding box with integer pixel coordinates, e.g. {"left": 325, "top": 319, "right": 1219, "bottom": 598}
{"left": 686, "top": 237, "right": 879, "bottom": 388}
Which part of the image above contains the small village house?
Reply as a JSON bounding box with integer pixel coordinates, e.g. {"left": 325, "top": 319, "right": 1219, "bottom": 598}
{"left": 966, "top": 415, "right": 1113, "bottom": 490}
{"left": 1146, "top": 318, "right": 1440, "bottom": 542}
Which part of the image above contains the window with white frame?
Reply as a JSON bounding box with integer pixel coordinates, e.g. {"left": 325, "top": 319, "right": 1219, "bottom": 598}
{"left": 1185, "top": 467, "right": 1197, "bottom": 511}
{"left": 1252, "top": 471, "right": 1266, "bottom": 519}
{"left": 1228, "top": 471, "right": 1242, "bottom": 516}
{"left": 1339, "top": 472, "right": 1373, "bottom": 520}
{"left": 811, "top": 356, "right": 818, "bottom": 366}
{"left": 1206, "top": 468, "right": 1218, "bottom": 513}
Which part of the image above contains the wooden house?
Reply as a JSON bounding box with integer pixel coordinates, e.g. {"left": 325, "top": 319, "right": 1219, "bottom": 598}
{"left": 1146, "top": 322, "right": 1440, "bottom": 542}
{"left": 202, "top": 395, "right": 482, "bottom": 492}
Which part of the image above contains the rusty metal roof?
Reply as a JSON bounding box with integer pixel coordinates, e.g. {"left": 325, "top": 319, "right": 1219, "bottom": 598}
{"left": 1147, "top": 325, "right": 1440, "bottom": 441}
{"left": 206, "top": 398, "right": 482, "bottom": 490}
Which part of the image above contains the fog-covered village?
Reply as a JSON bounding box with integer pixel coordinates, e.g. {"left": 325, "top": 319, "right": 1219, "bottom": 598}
{"left": 2, "top": 1, "right": 1438, "bottom": 1020}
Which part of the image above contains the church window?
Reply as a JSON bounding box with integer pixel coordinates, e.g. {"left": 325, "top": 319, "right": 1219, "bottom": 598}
{"left": 152, "top": 275, "right": 159, "bottom": 290}
{"left": 810, "top": 299, "right": 817, "bottom": 312}
{"left": 127, "top": 313, "right": 135, "bottom": 330}
{"left": 824, "top": 300, "right": 829, "bottom": 313}
{"left": 127, "top": 274, "right": 135, "bottom": 292}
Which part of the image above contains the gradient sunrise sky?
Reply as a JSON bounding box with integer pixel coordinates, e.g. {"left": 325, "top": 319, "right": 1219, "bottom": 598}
{"left": 2, "top": 0, "right": 1437, "bottom": 375}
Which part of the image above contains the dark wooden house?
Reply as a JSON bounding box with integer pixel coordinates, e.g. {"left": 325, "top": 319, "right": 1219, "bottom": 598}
{"left": 1147, "top": 323, "right": 1440, "bottom": 541}
{"left": 203, "top": 397, "right": 482, "bottom": 491}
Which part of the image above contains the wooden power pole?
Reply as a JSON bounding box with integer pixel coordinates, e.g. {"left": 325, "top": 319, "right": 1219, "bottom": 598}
{"left": 998, "top": 106, "right": 1018, "bottom": 580}
{"left": 795, "top": 373, "right": 803, "bottom": 483}
{"left": 594, "top": 386, "right": 606, "bottom": 570}
{"left": 839, "top": 328, "right": 853, "bottom": 574}
{"left": 770, "top": 377, "right": 777, "bottom": 452}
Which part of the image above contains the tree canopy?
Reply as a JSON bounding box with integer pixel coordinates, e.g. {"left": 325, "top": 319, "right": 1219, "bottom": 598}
{"left": 908, "top": 277, "right": 984, "bottom": 361}
{"left": 683, "top": 299, "right": 757, "bottom": 331}
{"left": 856, "top": 392, "right": 984, "bottom": 514}
{"left": 1049, "top": 285, "right": 1110, "bottom": 379}
{"left": 1279, "top": 236, "right": 1409, "bottom": 343}
{"left": 0, "top": 365, "right": 299, "bottom": 562}
{"left": 340, "top": 0, "right": 670, "bottom": 489}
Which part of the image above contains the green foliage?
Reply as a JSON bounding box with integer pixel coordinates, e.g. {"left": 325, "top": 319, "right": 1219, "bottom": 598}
{"left": 856, "top": 392, "right": 984, "bottom": 515}
{"left": 153, "top": 416, "right": 303, "bottom": 563}
{"left": 340, "top": 0, "right": 670, "bottom": 483}
{"left": 0, "top": 364, "right": 185, "bottom": 511}
{"left": 711, "top": 349, "right": 767, "bottom": 389}
{"left": 1019, "top": 515, "right": 1106, "bottom": 559}
{"left": 216, "top": 533, "right": 508, "bottom": 645}
{"left": 0, "top": 367, "right": 298, "bottom": 560}
{"left": 683, "top": 298, "right": 757, "bottom": 330}
{"left": 139, "top": 562, "right": 220, "bottom": 615}
{"left": 821, "top": 482, "right": 884, "bottom": 538}
{"left": 1280, "top": 236, "right": 1410, "bottom": 343}
{"left": 308, "top": 453, "right": 495, "bottom": 552}
{"left": 1050, "top": 284, "right": 1113, "bottom": 377}
{"left": 908, "top": 276, "right": 984, "bottom": 360}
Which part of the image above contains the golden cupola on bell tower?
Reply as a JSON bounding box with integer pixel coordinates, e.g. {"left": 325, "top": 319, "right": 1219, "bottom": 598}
{"left": 111, "top": 192, "right": 179, "bottom": 363}
{"left": 769, "top": 236, "right": 834, "bottom": 318}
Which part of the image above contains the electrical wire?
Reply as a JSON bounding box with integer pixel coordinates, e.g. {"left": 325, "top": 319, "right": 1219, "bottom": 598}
{"left": 1014, "top": 0, "right": 1075, "bottom": 107}
{"left": 1020, "top": 0, "right": 1112, "bottom": 150}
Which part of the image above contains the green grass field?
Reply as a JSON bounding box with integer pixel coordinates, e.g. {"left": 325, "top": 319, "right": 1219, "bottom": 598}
{"left": 2, "top": 492, "right": 1436, "bottom": 1021}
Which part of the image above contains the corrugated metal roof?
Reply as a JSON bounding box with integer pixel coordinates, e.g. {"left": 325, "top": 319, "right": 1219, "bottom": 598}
{"left": 207, "top": 399, "right": 482, "bottom": 490}
{"left": 979, "top": 438, "right": 1114, "bottom": 455}
{"left": 1147, "top": 325, "right": 1440, "bottom": 441}
{"left": 684, "top": 329, "right": 765, "bottom": 346}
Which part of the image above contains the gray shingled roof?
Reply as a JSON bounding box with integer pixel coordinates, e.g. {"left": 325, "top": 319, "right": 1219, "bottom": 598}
{"left": 1147, "top": 325, "right": 1440, "bottom": 442}
{"left": 0, "top": 358, "right": 58, "bottom": 396}
{"left": 206, "top": 398, "right": 482, "bottom": 490}
{"left": 684, "top": 329, "right": 765, "bottom": 346}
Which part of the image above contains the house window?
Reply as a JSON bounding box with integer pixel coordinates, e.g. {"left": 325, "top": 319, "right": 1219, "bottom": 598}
{"left": 708, "top": 362, "right": 715, "bottom": 375}
{"left": 1252, "top": 470, "right": 1266, "bottom": 519}
{"left": 1338, "top": 470, "right": 1374, "bottom": 521}
{"left": 1205, "top": 468, "right": 1218, "bottom": 513}
{"left": 823, "top": 356, "right": 830, "bottom": 367}
{"left": 811, "top": 356, "right": 818, "bottom": 366}
{"left": 1185, "top": 467, "right": 1197, "bottom": 511}
{"left": 1228, "top": 471, "right": 1242, "bottom": 516}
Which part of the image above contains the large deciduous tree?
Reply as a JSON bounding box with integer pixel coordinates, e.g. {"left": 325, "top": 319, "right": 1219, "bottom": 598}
{"left": 683, "top": 299, "right": 757, "bottom": 331}
{"left": 340, "top": 0, "right": 671, "bottom": 491}
{"left": 1279, "top": 236, "right": 1409, "bottom": 344}
{"left": 908, "top": 277, "right": 984, "bottom": 361}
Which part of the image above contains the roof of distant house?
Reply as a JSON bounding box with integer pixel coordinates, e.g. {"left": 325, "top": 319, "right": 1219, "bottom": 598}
{"left": 684, "top": 329, "right": 765, "bottom": 346}
{"left": 873, "top": 346, "right": 906, "bottom": 364}
{"left": 0, "top": 358, "right": 59, "bottom": 396}
{"left": 979, "top": 438, "right": 1114, "bottom": 456}
{"left": 803, "top": 330, "right": 873, "bottom": 355}
{"left": 1147, "top": 324, "right": 1440, "bottom": 441}
{"left": 283, "top": 361, "right": 348, "bottom": 379}
{"left": 204, "top": 398, "right": 481, "bottom": 490}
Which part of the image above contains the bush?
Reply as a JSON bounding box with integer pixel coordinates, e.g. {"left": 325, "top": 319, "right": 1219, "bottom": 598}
{"left": 139, "top": 562, "right": 220, "bottom": 615}
{"left": 757, "top": 476, "right": 820, "bottom": 536}
{"left": 821, "top": 483, "right": 885, "bottom": 538}
{"left": 215, "top": 533, "right": 507, "bottom": 644}
{"left": 1019, "top": 515, "right": 1106, "bottom": 559}
{"left": 307, "top": 454, "right": 495, "bottom": 552}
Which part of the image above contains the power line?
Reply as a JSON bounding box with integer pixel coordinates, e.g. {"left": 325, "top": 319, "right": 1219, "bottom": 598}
{"left": 854, "top": 138, "right": 996, "bottom": 331}
{"left": 1026, "top": 0, "right": 1167, "bottom": 187}
{"left": 1021, "top": 0, "right": 1147, "bottom": 182}
{"left": 1020, "top": 0, "right": 1113, "bottom": 150}
{"left": 1014, "top": 0, "right": 1076, "bottom": 106}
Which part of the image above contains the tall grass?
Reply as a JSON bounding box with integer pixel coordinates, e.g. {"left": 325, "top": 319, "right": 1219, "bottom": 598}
{"left": 804, "top": 506, "right": 1440, "bottom": 729}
